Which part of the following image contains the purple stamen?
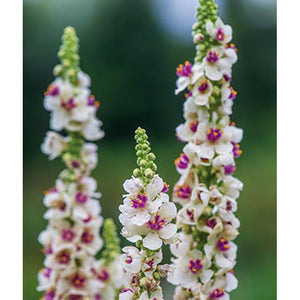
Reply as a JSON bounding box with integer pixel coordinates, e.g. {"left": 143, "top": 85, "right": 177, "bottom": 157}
{"left": 198, "top": 79, "right": 209, "bottom": 93}
{"left": 232, "top": 142, "right": 242, "bottom": 157}
{"left": 176, "top": 61, "right": 192, "bottom": 77}
{"left": 217, "top": 238, "right": 230, "bottom": 252}
{"left": 61, "top": 98, "right": 77, "bottom": 111}
{"left": 188, "top": 259, "right": 203, "bottom": 274}
{"left": 45, "top": 289, "right": 55, "bottom": 300}
{"left": 224, "top": 165, "right": 236, "bottom": 175}
{"left": 148, "top": 215, "right": 166, "bottom": 231}
{"left": 175, "top": 153, "right": 189, "bottom": 169}
{"left": 131, "top": 192, "right": 148, "bottom": 209}
{"left": 206, "top": 218, "right": 217, "bottom": 229}
{"left": 61, "top": 229, "right": 75, "bottom": 242}
{"left": 97, "top": 269, "right": 110, "bottom": 282}
{"left": 207, "top": 128, "right": 222, "bottom": 142}
{"left": 210, "top": 288, "right": 225, "bottom": 298}
{"left": 162, "top": 182, "right": 169, "bottom": 193}
{"left": 215, "top": 28, "right": 225, "bottom": 41}
{"left": 41, "top": 267, "right": 52, "bottom": 278}
{"left": 174, "top": 184, "right": 192, "bottom": 199}
{"left": 206, "top": 51, "right": 219, "bottom": 64}
{"left": 81, "top": 230, "right": 94, "bottom": 244}
{"left": 71, "top": 274, "right": 86, "bottom": 288}
{"left": 71, "top": 160, "right": 81, "bottom": 168}
{"left": 76, "top": 191, "right": 88, "bottom": 204}
{"left": 189, "top": 121, "right": 199, "bottom": 133}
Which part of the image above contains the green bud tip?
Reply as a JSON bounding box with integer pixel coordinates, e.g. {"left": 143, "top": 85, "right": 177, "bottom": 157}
{"left": 56, "top": 26, "right": 80, "bottom": 85}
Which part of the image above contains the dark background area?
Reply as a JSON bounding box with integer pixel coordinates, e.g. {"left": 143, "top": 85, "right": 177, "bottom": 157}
{"left": 24, "top": 0, "right": 276, "bottom": 299}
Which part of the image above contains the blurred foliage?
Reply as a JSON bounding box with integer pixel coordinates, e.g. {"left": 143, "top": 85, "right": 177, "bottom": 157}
{"left": 23, "top": 0, "right": 276, "bottom": 299}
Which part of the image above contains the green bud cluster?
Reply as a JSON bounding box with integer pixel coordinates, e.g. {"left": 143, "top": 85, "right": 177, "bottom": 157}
{"left": 101, "top": 218, "right": 121, "bottom": 265}
{"left": 133, "top": 127, "right": 157, "bottom": 185}
{"left": 54, "top": 26, "right": 80, "bottom": 85}
{"left": 193, "top": 0, "right": 219, "bottom": 62}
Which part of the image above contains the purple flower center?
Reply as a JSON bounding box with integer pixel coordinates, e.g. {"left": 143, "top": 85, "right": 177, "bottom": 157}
{"left": 69, "top": 295, "right": 83, "bottom": 300}
{"left": 41, "top": 267, "right": 52, "bottom": 278}
{"left": 95, "top": 293, "right": 102, "bottom": 300}
{"left": 188, "top": 259, "right": 203, "bottom": 274}
{"left": 198, "top": 79, "right": 209, "bottom": 93}
{"left": 189, "top": 121, "right": 199, "bottom": 133}
{"left": 43, "top": 244, "right": 53, "bottom": 255}
{"left": 148, "top": 215, "right": 166, "bottom": 231}
{"left": 70, "top": 273, "right": 86, "bottom": 288}
{"left": 97, "top": 269, "right": 110, "bottom": 282}
{"left": 176, "top": 61, "right": 192, "bottom": 77}
{"left": 224, "top": 165, "right": 236, "bottom": 175}
{"left": 224, "top": 74, "right": 232, "bottom": 82}
{"left": 56, "top": 250, "right": 71, "bottom": 264}
{"left": 228, "top": 87, "right": 237, "bottom": 100}
{"left": 232, "top": 142, "right": 242, "bottom": 157}
{"left": 131, "top": 192, "right": 148, "bottom": 209}
{"left": 217, "top": 238, "right": 230, "bottom": 252}
{"left": 81, "top": 229, "right": 94, "bottom": 244}
{"left": 125, "top": 255, "right": 133, "bottom": 264}
{"left": 45, "top": 289, "right": 55, "bottom": 300}
{"left": 215, "top": 28, "right": 226, "bottom": 41}
{"left": 186, "top": 209, "right": 195, "bottom": 221}
{"left": 206, "top": 218, "right": 217, "bottom": 229}
{"left": 45, "top": 84, "right": 59, "bottom": 97}
{"left": 76, "top": 191, "right": 88, "bottom": 204}
{"left": 226, "top": 201, "right": 232, "bottom": 211}
{"left": 210, "top": 288, "right": 225, "bottom": 298}
{"left": 207, "top": 128, "right": 222, "bottom": 142}
{"left": 71, "top": 160, "right": 81, "bottom": 168}
{"left": 87, "top": 95, "right": 100, "bottom": 108}
{"left": 206, "top": 51, "right": 219, "bottom": 64}
{"left": 175, "top": 153, "right": 189, "bottom": 169}
{"left": 175, "top": 184, "right": 192, "bottom": 199}
{"left": 62, "top": 229, "right": 75, "bottom": 242}
{"left": 162, "top": 182, "right": 169, "bottom": 193}
{"left": 61, "top": 98, "right": 77, "bottom": 111}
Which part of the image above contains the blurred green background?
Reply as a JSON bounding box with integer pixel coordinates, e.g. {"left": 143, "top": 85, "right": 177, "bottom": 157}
{"left": 23, "top": 0, "right": 276, "bottom": 299}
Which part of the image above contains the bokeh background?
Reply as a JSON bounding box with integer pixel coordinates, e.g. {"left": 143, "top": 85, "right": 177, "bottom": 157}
{"left": 23, "top": 0, "right": 276, "bottom": 299}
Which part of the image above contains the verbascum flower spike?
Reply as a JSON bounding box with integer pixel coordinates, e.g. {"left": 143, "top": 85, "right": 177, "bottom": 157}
{"left": 38, "top": 27, "right": 107, "bottom": 300}
{"left": 92, "top": 219, "right": 124, "bottom": 299}
{"left": 119, "top": 127, "right": 178, "bottom": 300}
{"left": 168, "top": 1, "right": 243, "bottom": 299}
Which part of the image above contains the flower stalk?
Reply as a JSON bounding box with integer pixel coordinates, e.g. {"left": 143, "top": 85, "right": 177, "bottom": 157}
{"left": 119, "top": 127, "right": 177, "bottom": 300}
{"left": 37, "top": 26, "right": 123, "bottom": 300}
{"left": 167, "top": 1, "right": 243, "bottom": 299}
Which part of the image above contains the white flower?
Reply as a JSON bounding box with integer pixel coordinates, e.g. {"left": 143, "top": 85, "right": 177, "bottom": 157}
{"left": 78, "top": 71, "right": 91, "bottom": 88}
{"left": 143, "top": 202, "right": 177, "bottom": 250}
{"left": 204, "top": 237, "right": 237, "bottom": 269}
{"left": 41, "top": 131, "right": 68, "bottom": 160}
{"left": 168, "top": 249, "right": 213, "bottom": 289}
{"left": 93, "top": 258, "right": 124, "bottom": 299}
{"left": 121, "top": 246, "right": 143, "bottom": 274}
{"left": 81, "top": 116, "right": 105, "bottom": 141}
{"left": 192, "top": 76, "right": 213, "bottom": 106}
{"left": 81, "top": 143, "right": 98, "bottom": 171}
{"left": 175, "top": 61, "right": 193, "bottom": 95}
{"left": 200, "top": 47, "right": 233, "bottom": 81}
{"left": 120, "top": 176, "right": 169, "bottom": 227}
{"left": 222, "top": 175, "right": 243, "bottom": 199}
{"left": 206, "top": 19, "right": 233, "bottom": 44}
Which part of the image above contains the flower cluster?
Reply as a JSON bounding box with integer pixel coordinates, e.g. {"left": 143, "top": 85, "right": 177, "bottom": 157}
{"left": 167, "top": 1, "right": 243, "bottom": 299}
{"left": 37, "top": 27, "right": 120, "bottom": 300}
{"left": 119, "top": 127, "right": 177, "bottom": 300}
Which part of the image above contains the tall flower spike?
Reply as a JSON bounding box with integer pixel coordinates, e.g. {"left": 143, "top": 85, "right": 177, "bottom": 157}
{"left": 38, "top": 27, "right": 110, "bottom": 300}
{"left": 119, "top": 127, "right": 177, "bottom": 300}
{"left": 92, "top": 219, "right": 124, "bottom": 299}
{"left": 169, "top": 1, "right": 242, "bottom": 299}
